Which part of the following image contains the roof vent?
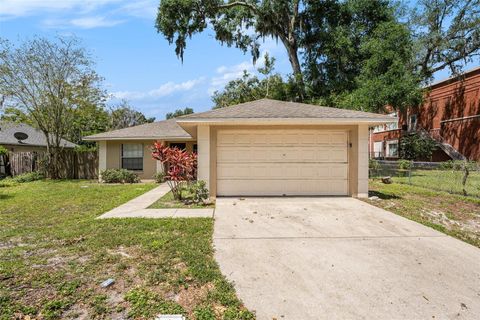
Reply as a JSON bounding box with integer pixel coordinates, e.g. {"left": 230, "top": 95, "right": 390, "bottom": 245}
{"left": 14, "top": 132, "right": 29, "bottom": 143}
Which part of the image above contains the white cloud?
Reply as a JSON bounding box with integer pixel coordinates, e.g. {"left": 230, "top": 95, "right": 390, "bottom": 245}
{"left": 209, "top": 61, "right": 254, "bottom": 94}
{"left": 113, "top": 77, "right": 206, "bottom": 101}
{"left": 0, "top": 0, "right": 157, "bottom": 27}
{"left": 0, "top": 0, "right": 121, "bottom": 18}
{"left": 70, "top": 16, "right": 124, "bottom": 29}
{"left": 117, "top": 0, "right": 157, "bottom": 19}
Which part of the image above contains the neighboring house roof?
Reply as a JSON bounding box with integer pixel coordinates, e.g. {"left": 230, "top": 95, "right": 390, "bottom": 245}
{"left": 83, "top": 119, "right": 193, "bottom": 141}
{"left": 177, "top": 99, "right": 394, "bottom": 124}
{"left": 0, "top": 122, "right": 77, "bottom": 148}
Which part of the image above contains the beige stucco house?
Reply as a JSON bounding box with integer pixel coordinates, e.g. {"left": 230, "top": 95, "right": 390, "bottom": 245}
{"left": 84, "top": 99, "right": 394, "bottom": 198}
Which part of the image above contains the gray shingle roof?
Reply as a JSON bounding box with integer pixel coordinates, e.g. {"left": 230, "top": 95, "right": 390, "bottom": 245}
{"left": 0, "top": 122, "right": 77, "bottom": 148}
{"left": 178, "top": 98, "right": 393, "bottom": 121}
{"left": 83, "top": 119, "right": 192, "bottom": 141}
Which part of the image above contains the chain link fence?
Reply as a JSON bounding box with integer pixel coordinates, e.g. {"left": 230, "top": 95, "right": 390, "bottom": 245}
{"left": 369, "top": 160, "right": 480, "bottom": 198}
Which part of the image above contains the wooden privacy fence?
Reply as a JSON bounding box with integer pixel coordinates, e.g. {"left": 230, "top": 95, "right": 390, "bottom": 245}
{"left": 6, "top": 150, "right": 98, "bottom": 179}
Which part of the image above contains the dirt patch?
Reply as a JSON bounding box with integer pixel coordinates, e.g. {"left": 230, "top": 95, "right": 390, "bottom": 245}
{"left": 175, "top": 283, "right": 214, "bottom": 314}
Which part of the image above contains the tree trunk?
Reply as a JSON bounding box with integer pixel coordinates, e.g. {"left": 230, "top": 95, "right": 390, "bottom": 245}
{"left": 284, "top": 41, "right": 305, "bottom": 102}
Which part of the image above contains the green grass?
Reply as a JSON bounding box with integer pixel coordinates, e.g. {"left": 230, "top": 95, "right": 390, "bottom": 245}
{"left": 365, "top": 180, "right": 480, "bottom": 248}
{"left": 149, "top": 191, "right": 215, "bottom": 209}
{"left": 382, "top": 169, "right": 480, "bottom": 198}
{"left": 0, "top": 180, "right": 253, "bottom": 320}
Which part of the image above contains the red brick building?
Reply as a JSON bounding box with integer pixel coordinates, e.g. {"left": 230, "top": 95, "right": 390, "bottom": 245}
{"left": 370, "top": 67, "right": 480, "bottom": 161}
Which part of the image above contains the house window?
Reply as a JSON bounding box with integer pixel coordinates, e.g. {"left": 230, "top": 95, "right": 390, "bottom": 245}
{"left": 386, "top": 140, "right": 399, "bottom": 157}
{"left": 408, "top": 114, "right": 417, "bottom": 131}
{"left": 386, "top": 112, "right": 398, "bottom": 131}
{"left": 122, "top": 144, "right": 143, "bottom": 171}
{"left": 169, "top": 142, "right": 186, "bottom": 150}
{"left": 372, "top": 112, "right": 398, "bottom": 132}
{"left": 373, "top": 141, "right": 384, "bottom": 158}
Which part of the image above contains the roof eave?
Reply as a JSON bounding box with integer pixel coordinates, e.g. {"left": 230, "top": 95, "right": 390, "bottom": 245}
{"left": 176, "top": 117, "right": 397, "bottom": 126}
{"left": 82, "top": 136, "right": 194, "bottom": 142}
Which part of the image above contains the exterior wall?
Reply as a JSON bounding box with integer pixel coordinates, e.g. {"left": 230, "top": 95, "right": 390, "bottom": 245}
{"left": 370, "top": 67, "right": 480, "bottom": 161}
{"left": 357, "top": 125, "right": 369, "bottom": 198}
{"left": 197, "top": 126, "right": 211, "bottom": 193}
{"left": 100, "top": 139, "right": 195, "bottom": 180}
{"left": 201, "top": 125, "right": 366, "bottom": 198}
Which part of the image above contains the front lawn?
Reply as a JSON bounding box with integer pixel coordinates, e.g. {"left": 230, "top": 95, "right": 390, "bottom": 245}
{"left": 149, "top": 191, "right": 215, "bottom": 209}
{"left": 0, "top": 180, "right": 252, "bottom": 319}
{"left": 365, "top": 180, "right": 480, "bottom": 248}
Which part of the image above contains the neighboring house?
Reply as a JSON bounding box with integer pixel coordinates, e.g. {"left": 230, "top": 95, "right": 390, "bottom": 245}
{"left": 370, "top": 67, "right": 480, "bottom": 161}
{"left": 85, "top": 99, "right": 393, "bottom": 198}
{"left": 0, "top": 122, "right": 77, "bottom": 152}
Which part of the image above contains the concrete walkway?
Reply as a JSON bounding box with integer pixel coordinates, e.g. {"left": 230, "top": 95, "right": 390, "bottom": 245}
{"left": 214, "top": 197, "right": 480, "bottom": 320}
{"left": 97, "top": 183, "right": 214, "bottom": 219}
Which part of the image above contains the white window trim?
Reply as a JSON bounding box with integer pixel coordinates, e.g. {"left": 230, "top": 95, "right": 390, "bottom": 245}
{"left": 386, "top": 139, "right": 399, "bottom": 157}
{"left": 372, "top": 112, "right": 399, "bottom": 133}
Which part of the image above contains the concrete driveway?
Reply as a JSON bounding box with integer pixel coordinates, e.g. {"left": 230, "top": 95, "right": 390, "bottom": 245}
{"left": 213, "top": 197, "right": 480, "bottom": 320}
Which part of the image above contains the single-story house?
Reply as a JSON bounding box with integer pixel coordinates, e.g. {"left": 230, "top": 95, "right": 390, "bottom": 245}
{"left": 84, "top": 99, "right": 394, "bottom": 198}
{"left": 0, "top": 122, "right": 77, "bottom": 152}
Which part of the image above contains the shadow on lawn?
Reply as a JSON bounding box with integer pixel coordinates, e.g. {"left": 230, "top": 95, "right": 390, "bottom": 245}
{"left": 0, "top": 194, "right": 13, "bottom": 200}
{"left": 368, "top": 190, "right": 401, "bottom": 200}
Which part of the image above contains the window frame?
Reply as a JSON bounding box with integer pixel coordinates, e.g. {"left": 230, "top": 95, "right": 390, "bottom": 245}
{"left": 121, "top": 143, "right": 144, "bottom": 171}
{"left": 386, "top": 140, "right": 399, "bottom": 158}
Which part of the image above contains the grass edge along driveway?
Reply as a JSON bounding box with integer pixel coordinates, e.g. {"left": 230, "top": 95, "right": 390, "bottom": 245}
{"left": 365, "top": 179, "right": 480, "bottom": 248}
{"left": 0, "top": 180, "right": 254, "bottom": 320}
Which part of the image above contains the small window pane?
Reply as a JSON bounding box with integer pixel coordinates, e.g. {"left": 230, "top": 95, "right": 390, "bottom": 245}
{"left": 122, "top": 158, "right": 143, "bottom": 171}
{"left": 122, "top": 144, "right": 143, "bottom": 158}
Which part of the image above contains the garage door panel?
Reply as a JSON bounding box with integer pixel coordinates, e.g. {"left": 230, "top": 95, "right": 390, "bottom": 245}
{"left": 217, "top": 129, "right": 349, "bottom": 196}
{"left": 218, "top": 163, "right": 348, "bottom": 180}
{"left": 217, "top": 179, "right": 348, "bottom": 196}
{"left": 217, "top": 146, "right": 347, "bottom": 163}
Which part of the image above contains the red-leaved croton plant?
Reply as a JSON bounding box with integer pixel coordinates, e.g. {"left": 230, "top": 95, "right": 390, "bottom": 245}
{"left": 151, "top": 142, "right": 197, "bottom": 199}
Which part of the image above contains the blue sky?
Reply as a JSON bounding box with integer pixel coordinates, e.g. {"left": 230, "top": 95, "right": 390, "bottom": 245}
{"left": 0, "top": 0, "right": 477, "bottom": 120}
{"left": 0, "top": 0, "right": 291, "bottom": 119}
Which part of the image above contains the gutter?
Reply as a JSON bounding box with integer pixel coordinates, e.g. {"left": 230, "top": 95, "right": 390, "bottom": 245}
{"left": 82, "top": 136, "right": 194, "bottom": 142}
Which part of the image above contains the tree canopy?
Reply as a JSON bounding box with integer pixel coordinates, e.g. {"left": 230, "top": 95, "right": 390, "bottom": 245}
{"left": 109, "top": 100, "right": 155, "bottom": 130}
{"left": 166, "top": 107, "right": 194, "bottom": 119}
{"left": 157, "top": 0, "right": 480, "bottom": 112}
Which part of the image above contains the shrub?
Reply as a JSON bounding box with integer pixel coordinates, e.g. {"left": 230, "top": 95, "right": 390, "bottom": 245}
{"left": 100, "top": 169, "right": 140, "bottom": 184}
{"left": 187, "top": 180, "right": 209, "bottom": 204}
{"left": 152, "top": 172, "right": 165, "bottom": 183}
{"left": 0, "top": 145, "right": 7, "bottom": 156}
{"left": 13, "top": 171, "right": 44, "bottom": 183}
{"left": 398, "top": 159, "right": 413, "bottom": 170}
{"left": 399, "top": 132, "right": 437, "bottom": 160}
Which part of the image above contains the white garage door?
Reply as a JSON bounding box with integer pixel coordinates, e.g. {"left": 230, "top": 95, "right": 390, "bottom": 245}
{"left": 216, "top": 129, "right": 349, "bottom": 196}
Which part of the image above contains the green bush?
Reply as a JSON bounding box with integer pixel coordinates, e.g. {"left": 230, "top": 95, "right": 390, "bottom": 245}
{"left": 0, "top": 145, "right": 8, "bottom": 156}
{"left": 187, "top": 180, "right": 209, "bottom": 204}
{"left": 100, "top": 169, "right": 140, "bottom": 184}
{"left": 12, "top": 171, "right": 44, "bottom": 183}
{"left": 398, "top": 159, "right": 413, "bottom": 170}
{"left": 399, "top": 132, "right": 437, "bottom": 160}
{"left": 153, "top": 172, "right": 165, "bottom": 183}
